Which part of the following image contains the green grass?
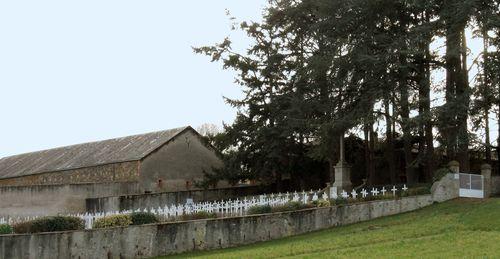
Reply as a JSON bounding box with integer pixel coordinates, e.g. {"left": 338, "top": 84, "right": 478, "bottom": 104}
{"left": 159, "top": 198, "right": 500, "bottom": 258}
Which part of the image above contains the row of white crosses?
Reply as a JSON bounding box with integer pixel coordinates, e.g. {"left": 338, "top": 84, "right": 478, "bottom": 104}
{"left": 0, "top": 185, "right": 409, "bottom": 230}
{"left": 332, "top": 184, "right": 409, "bottom": 199}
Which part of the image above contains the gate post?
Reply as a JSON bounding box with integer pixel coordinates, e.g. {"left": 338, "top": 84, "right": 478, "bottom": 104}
{"left": 481, "top": 164, "right": 492, "bottom": 198}
{"left": 448, "top": 160, "right": 460, "bottom": 174}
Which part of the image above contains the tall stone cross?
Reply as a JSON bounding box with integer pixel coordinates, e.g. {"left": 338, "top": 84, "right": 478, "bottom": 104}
{"left": 332, "top": 133, "right": 353, "bottom": 193}
{"left": 339, "top": 133, "right": 345, "bottom": 163}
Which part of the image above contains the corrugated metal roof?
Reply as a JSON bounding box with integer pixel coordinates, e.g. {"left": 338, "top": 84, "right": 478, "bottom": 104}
{"left": 0, "top": 126, "right": 190, "bottom": 179}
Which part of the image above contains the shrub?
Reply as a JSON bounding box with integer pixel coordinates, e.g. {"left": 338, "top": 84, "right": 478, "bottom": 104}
{"left": 14, "top": 216, "right": 84, "bottom": 234}
{"left": 130, "top": 212, "right": 159, "bottom": 225}
{"left": 0, "top": 224, "right": 12, "bottom": 235}
{"left": 333, "top": 197, "right": 348, "bottom": 206}
{"left": 181, "top": 211, "right": 217, "bottom": 221}
{"left": 408, "top": 186, "right": 431, "bottom": 196}
{"left": 247, "top": 205, "right": 272, "bottom": 215}
{"left": 272, "top": 201, "right": 313, "bottom": 213}
{"left": 312, "top": 200, "right": 330, "bottom": 208}
{"left": 13, "top": 221, "right": 33, "bottom": 234}
{"left": 93, "top": 214, "right": 132, "bottom": 229}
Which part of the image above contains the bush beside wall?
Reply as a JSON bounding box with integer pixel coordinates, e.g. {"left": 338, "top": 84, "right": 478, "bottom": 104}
{"left": 93, "top": 215, "right": 132, "bottom": 229}
{"left": 130, "top": 212, "right": 159, "bottom": 225}
{"left": 247, "top": 205, "right": 272, "bottom": 215}
{"left": 272, "top": 201, "right": 314, "bottom": 213}
{"left": 0, "top": 224, "right": 12, "bottom": 235}
{"left": 13, "top": 216, "right": 84, "bottom": 234}
{"left": 181, "top": 211, "right": 217, "bottom": 221}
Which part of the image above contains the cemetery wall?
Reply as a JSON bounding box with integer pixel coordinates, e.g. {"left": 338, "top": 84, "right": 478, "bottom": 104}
{"left": 492, "top": 176, "right": 500, "bottom": 195}
{"left": 431, "top": 173, "right": 459, "bottom": 202}
{"left": 0, "top": 182, "right": 140, "bottom": 217}
{"left": 0, "top": 195, "right": 433, "bottom": 259}
{"left": 86, "top": 185, "right": 264, "bottom": 213}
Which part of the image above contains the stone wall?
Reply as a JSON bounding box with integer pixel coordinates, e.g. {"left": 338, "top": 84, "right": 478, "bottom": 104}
{"left": 0, "top": 161, "right": 139, "bottom": 187}
{"left": 0, "top": 195, "right": 433, "bottom": 259}
{"left": 492, "top": 176, "right": 500, "bottom": 195}
{"left": 0, "top": 182, "right": 140, "bottom": 217}
{"left": 139, "top": 130, "right": 223, "bottom": 193}
{"left": 86, "top": 185, "right": 264, "bottom": 213}
{"left": 431, "top": 173, "right": 459, "bottom": 202}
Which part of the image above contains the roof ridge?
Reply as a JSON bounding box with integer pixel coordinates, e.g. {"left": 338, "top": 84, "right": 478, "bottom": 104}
{"left": 0, "top": 126, "right": 191, "bottom": 179}
{"left": 0, "top": 126, "right": 189, "bottom": 160}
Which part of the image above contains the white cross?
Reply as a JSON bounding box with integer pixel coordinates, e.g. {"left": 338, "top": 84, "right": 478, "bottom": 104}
{"left": 351, "top": 190, "right": 358, "bottom": 199}
{"left": 361, "top": 189, "right": 368, "bottom": 198}
{"left": 402, "top": 184, "right": 408, "bottom": 192}
{"left": 322, "top": 192, "right": 329, "bottom": 200}
{"left": 312, "top": 192, "right": 319, "bottom": 201}
{"left": 381, "top": 187, "right": 387, "bottom": 196}
{"left": 341, "top": 190, "right": 349, "bottom": 199}
{"left": 391, "top": 186, "right": 397, "bottom": 196}
{"left": 371, "top": 188, "right": 379, "bottom": 196}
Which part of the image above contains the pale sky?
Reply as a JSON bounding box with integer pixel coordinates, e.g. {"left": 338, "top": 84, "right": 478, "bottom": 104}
{"left": 0, "top": 0, "right": 267, "bottom": 158}
{"left": 0, "top": 1, "right": 491, "bottom": 158}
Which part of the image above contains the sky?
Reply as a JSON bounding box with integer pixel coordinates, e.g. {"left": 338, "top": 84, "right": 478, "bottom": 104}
{"left": 0, "top": 0, "right": 267, "bottom": 158}
{"left": 0, "top": 1, "right": 492, "bottom": 158}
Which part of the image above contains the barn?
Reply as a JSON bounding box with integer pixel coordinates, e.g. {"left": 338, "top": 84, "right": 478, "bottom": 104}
{"left": 0, "top": 126, "right": 222, "bottom": 193}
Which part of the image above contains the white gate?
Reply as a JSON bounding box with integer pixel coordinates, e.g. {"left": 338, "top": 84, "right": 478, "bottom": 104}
{"left": 459, "top": 173, "right": 484, "bottom": 198}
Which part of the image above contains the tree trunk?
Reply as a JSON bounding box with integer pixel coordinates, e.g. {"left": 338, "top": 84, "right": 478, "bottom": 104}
{"left": 364, "top": 121, "right": 376, "bottom": 185}
{"left": 401, "top": 85, "right": 415, "bottom": 184}
{"left": 369, "top": 122, "right": 376, "bottom": 184}
{"left": 418, "top": 16, "right": 435, "bottom": 182}
{"left": 384, "top": 96, "right": 397, "bottom": 183}
{"left": 483, "top": 28, "right": 492, "bottom": 164}
{"left": 485, "top": 109, "right": 491, "bottom": 163}
{"left": 455, "top": 29, "right": 470, "bottom": 172}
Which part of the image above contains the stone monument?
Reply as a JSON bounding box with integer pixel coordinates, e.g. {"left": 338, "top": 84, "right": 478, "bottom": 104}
{"left": 332, "top": 134, "right": 352, "bottom": 194}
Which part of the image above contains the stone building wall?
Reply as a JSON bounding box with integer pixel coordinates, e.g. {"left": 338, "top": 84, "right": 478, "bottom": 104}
{"left": 0, "top": 182, "right": 140, "bottom": 217}
{"left": 0, "top": 161, "right": 139, "bottom": 187}
{"left": 139, "top": 130, "right": 223, "bottom": 192}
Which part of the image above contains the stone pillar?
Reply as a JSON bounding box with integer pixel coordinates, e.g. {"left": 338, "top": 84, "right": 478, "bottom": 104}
{"left": 332, "top": 134, "right": 352, "bottom": 194}
{"left": 448, "top": 160, "right": 460, "bottom": 174}
{"left": 481, "top": 164, "right": 492, "bottom": 198}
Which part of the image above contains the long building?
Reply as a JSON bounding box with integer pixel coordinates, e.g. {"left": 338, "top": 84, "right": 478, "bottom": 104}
{"left": 0, "top": 126, "right": 222, "bottom": 193}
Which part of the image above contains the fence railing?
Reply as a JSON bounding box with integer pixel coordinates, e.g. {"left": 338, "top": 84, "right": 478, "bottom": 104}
{"left": 0, "top": 185, "right": 411, "bottom": 229}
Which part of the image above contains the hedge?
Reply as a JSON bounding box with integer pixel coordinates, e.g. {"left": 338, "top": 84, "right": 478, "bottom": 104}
{"left": 13, "top": 216, "right": 84, "bottom": 234}
{"left": 181, "top": 211, "right": 217, "bottom": 221}
{"left": 130, "top": 212, "right": 159, "bottom": 225}
{"left": 247, "top": 205, "right": 272, "bottom": 215}
{"left": 0, "top": 224, "right": 12, "bottom": 235}
{"left": 272, "top": 201, "right": 314, "bottom": 213}
{"left": 93, "top": 214, "right": 132, "bottom": 229}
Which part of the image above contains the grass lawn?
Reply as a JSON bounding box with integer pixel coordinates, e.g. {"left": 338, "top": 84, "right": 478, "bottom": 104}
{"left": 160, "top": 198, "right": 500, "bottom": 258}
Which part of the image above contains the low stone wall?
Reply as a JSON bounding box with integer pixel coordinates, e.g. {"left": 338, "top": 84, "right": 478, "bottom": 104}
{"left": 492, "top": 176, "right": 500, "bottom": 195}
{"left": 0, "top": 182, "right": 140, "bottom": 217}
{"left": 86, "top": 185, "right": 264, "bottom": 213}
{"left": 0, "top": 195, "right": 433, "bottom": 259}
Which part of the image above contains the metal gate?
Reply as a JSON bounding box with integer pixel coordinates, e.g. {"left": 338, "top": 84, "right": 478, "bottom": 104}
{"left": 459, "top": 173, "right": 484, "bottom": 198}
